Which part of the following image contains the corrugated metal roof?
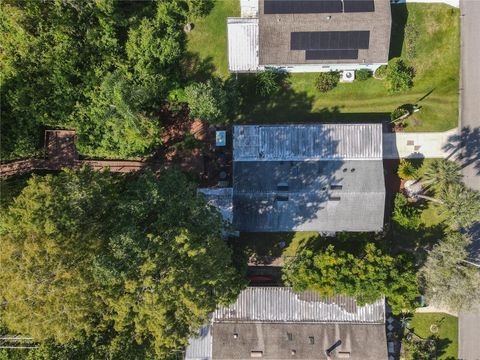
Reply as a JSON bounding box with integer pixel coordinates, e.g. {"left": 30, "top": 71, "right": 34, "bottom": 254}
{"left": 228, "top": 18, "right": 259, "bottom": 72}
{"left": 185, "top": 325, "right": 212, "bottom": 360}
{"left": 233, "top": 124, "right": 383, "bottom": 161}
{"left": 214, "top": 287, "right": 385, "bottom": 324}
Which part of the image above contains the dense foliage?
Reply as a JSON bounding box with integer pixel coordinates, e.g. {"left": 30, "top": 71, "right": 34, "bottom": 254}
{"left": 386, "top": 58, "right": 414, "bottom": 93}
{"left": 255, "top": 69, "right": 285, "bottom": 96}
{"left": 315, "top": 71, "right": 340, "bottom": 92}
{"left": 183, "top": 80, "right": 229, "bottom": 124}
{"left": 0, "top": 0, "right": 213, "bottom": 160}
{"left": 420, "top": 233, "right": 480, "bottom": 311}
{"left": 283, "top": 243, "right": 418, "bottom": 313}
{"left": 393, "top": 193, "right": 422, "bottom": 230}
{"left": 0, "top": 167, "right": 244, "bottom": 357}
{"left": 355, "top": 69, "right": 372, "bottom": 81}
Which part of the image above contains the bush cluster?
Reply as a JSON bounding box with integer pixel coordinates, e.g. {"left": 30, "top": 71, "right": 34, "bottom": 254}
{"left": 355, "top": 69, "right": 372, "bottom": 81}
{"left": 315, "top": 71, "right": 340, "bottom": 92}
{"left": 256, "top": 69, "right": 285, "bottom": 96}
{"left": 393, "top": 193, "right": 422, "bottom": 230}
{"left": 391, "top": 106, "right": 410, "bottom": 122}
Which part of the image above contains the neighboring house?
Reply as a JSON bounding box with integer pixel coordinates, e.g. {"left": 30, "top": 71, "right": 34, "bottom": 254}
{"left": 200, "top": 123, "right": 386, "bottom": 233}
{"left": 185, "top": 287, "right": 388, "bottom": 360}
{"left": 227, "top": 0, "right": 392, "bottom": 73}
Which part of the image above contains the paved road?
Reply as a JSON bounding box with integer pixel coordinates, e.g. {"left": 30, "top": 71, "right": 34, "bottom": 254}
{"left": 459, "top": 0, "right": 480, "bottom": 191}
{"left": 458, "top": 4, "right": 480, "bottom": 360}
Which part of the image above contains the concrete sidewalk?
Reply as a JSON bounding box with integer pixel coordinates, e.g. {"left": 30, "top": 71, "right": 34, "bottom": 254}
{"left": 383, "top": 128, "right": 458, "bottom": 159}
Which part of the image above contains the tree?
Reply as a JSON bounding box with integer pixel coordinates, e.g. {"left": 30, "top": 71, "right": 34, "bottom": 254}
{"left": 0, "top": 167, "right": 245, "bottom": 357}
{"left": 315, "top": 71, "right": 340, "bottom": 92}
{"left": 282, "top": 243, "right": 418, "bottom": 313}
{"left": 421, "top": 159, "right": 462, "bottom": 194}
{"left": 184, "top": 80, "right": 228, "bottom": 124}
{"left": 420, "top": 232, "right": 480, "bottom": 312}
{"left": 437, "top": 183, "right": 480, "bottom": 229}
{"left": 385, "top": 58, "right": 414, "bottom": 93}
{"left": 77, "top": 71, "right": 162, "bottom": 158}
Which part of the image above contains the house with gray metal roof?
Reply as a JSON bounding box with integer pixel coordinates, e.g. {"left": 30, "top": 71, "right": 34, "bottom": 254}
{"left": 227, "top": 0, "right": 391, "bottom": 72}
{"left": 232, "top": 123, "right": 385, "bottom": 232}
{"left": 185, "top": 287, "right": 388, "bottom": 360}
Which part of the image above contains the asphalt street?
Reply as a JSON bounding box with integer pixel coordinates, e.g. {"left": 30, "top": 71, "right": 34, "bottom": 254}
{"left": 459, "top": 0, "right": 480, "bottom": 191}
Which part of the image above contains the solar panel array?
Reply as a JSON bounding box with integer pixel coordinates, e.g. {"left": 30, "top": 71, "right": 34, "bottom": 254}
{"left": 264, "top": 0, "right": 375, "bottom": 14}
{"left": 291, "top": 31, "right": 369, "bottom": 60}
{"left": 291, "top": 31, "right": 370, "bottom": 50}
{"left": 306, "top": 50, "right": 358, "bottom": 60}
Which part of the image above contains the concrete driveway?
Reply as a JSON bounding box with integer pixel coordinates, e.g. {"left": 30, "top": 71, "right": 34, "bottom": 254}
{"left": 458, "top": 0, "right": 480, "bottom": 191}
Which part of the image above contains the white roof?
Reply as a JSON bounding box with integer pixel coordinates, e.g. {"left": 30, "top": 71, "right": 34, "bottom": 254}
{"left": 214, "top": 287, "right": 386, "bottom": 324}
{"left": 233, "top": 123, "right": 383, "bottom": 161}
{"left": 227, "top": 18, "right": 259, "bottom": 72}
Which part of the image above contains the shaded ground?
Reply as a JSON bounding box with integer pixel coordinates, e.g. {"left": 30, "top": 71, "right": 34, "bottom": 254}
{"left": 187, "top": 3, "right": 459, "bottom": 132}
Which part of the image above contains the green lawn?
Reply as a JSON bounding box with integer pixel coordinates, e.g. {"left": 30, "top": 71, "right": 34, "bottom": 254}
{"left": 408, "top": 313, "right": 458, "bottom": 360}
{"left": 186, "top": 3, "right": 459, "bottom": 131}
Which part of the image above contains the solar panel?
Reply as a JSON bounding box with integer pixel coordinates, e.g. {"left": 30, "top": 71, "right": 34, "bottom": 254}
{"left": 305, "top": 49, "right": 359, "bottom": 60}
{"left": 291, "top": 31, "right": 370, "bottom": 50}
{"left": 344, "top": 0, "right": 375, "bottom": 12}
{"left": 264, "top": 0, "right": 342, "bottom": 14}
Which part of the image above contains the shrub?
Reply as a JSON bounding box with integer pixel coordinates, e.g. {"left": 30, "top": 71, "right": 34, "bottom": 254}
{"left": 355, "top": 69, "right": 372, "bottom": 81}
{"left": 256, "top": 69, "right": 284, "bottom": 96}
{"left": 374, "top": 65, "right": 387, "bottom": 79}
{"left": 184, "top": 80, "right": 228, "bottom": 124}
{"left": 391, "top": 106, "right": 410, "bottom": 122}
{"left": 386, "top": 58, "right": 414, "bottom": 93}
{"left": 315, "top": 71, "right": 340, "bottom": 92}
{"left": 398, "top": 159, "right": 417, "bottom": 180}
{"left": 393, "top": 193, "right": 422, "bottom": 230}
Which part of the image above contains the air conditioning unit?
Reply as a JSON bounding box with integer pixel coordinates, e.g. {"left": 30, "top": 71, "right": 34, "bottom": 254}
{"left": 341, "top": 70, "right": 355, "bottom": 82}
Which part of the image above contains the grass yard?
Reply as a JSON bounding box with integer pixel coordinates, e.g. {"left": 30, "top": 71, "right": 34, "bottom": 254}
{"left": 407, "top": 313, "right": 458, "bottom": 359}
{"left": 186, "top": 2, "right": 459, "bottom": 131}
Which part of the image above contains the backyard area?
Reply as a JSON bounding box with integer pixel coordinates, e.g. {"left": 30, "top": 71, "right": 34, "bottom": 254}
{"left": 404, "top": 312, "right": 458, "bottom": 360}
{"left": 187, "top": 2, "right": 459, "bottom": 131}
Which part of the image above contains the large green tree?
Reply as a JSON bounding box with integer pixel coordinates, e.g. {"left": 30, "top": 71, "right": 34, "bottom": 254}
{"left": 282, "top": 243, "right": 418, "bottom": 313}
{"left": 0, "top": 167, "right": 244, "bottom": 357}
{"left": 1, "top": 0, "right": 214, "bottom": 160}
{"left": 420, "top": 232, "right": 480, "bottom": 312}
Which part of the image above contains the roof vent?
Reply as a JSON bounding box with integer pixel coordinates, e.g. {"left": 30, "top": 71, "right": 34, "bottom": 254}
{"left": 275, "top": 195, "right": 289, "bottom": 202}
{"left": 309, "top": 336, "right": 315, "bottom": 344}
{"left": 330, "top": 185, "right": 343, "bottom": 190}
{"left": 233, "top": 333, "right": 238, "bottom": 339}
{"left": 251, "top": 351, "right": 263, "bottom": 358}
{"left": 291, "top": 350, "right": 296, "bottom": 356}
{"left": 287, "top": 332, "right": 293, "bottom": 341}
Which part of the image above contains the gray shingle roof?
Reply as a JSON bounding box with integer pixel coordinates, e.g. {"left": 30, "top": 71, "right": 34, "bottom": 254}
{"left": 258, "top": 0, "right": 392, "bottom": 65}
{"left": 233, "top": 159, "right": 385, "bottom": 232}
{"left": 212, "top": 322, "right": 388, "bottom": 360}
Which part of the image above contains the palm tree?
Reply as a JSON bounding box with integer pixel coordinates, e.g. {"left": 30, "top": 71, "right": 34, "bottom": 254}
{"left": 438, "top": 183, "right": 480, "bottom": 229}
{"left": 421, "top": 159, "right": 462, "bottom": 194}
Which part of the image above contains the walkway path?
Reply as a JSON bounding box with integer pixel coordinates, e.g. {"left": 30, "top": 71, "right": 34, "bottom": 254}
{"left": 0, "top": 130, "right": 158, "bottom": 178}
{"left": 383, "top": 128, "right": 458, "bottom": 159}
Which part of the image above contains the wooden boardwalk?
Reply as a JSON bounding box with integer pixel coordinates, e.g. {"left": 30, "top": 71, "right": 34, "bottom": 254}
{"left": 0, "top": 130, "right": 160, "bottom": 178}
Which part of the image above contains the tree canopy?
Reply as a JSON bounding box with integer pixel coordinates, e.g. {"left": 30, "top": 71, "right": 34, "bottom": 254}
{"left": 0, "top": 0, "right": 213, "bottom": 160}
{"left": 420, "top": 232, "right": 480, "bottom": 312}
{"left": 0, "top": 167, "right": 244, "bottom": 357}
{"left": 282, "top": 242, "right": 418, "bottom": 313}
